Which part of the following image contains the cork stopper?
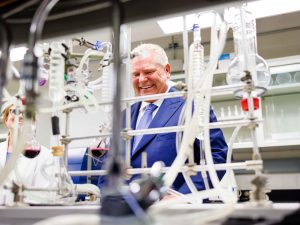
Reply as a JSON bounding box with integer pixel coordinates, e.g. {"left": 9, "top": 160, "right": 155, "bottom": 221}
{"left": 51, "top": 145, "right": 64, "bottom": 156}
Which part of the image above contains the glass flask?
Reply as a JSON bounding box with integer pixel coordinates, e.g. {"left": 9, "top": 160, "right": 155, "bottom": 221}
{"left": 89, "top": 137, "right": 110, "bottom": 165}
{"left": 23, "top": 124, "right": 41, "bottom": 159}
{"left": 226, "top": 6, "right": 271, "bottom": 90}
{"left": 47, "top": 146, "right": 77, "bottom": 204}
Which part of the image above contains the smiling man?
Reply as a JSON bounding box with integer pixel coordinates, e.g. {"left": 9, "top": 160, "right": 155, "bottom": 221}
{"left": 125, "top": 43, "right": 228, "bottom": 194}
{"left": 131, "top": 45, "right": 170, "bottom": 98}
{"left": 97, "top": 44, "right": 227, "bottom": 194}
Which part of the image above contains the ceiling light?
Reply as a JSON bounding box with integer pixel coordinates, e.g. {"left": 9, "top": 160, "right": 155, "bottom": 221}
{"left": 157, "top": 16, "right": 183, "bottom": 34}
{"left": 157, "top": 12, "right": 217, "bottom": 34}
{"left": 247, "top": 0, "right": 300, "bottom": 19}
{"left": 157, "top": 0, "right": 300, "bottom": 34}
{"left": 10, "top": 46, "right": 27, "bottom": 62}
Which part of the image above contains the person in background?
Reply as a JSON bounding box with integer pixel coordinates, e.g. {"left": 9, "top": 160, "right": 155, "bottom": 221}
{"left": 98, "top": 43, "right": 228, "bottom": 196}
{"left": 0, "top": 97, "right": 53, "bottom": 204}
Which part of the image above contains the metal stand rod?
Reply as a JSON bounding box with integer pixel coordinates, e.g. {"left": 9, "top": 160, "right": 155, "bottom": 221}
{"left": 104, "top": 0, "right": 123, "bottom": 191}
{"left": 61, "top": 118, "right": 262, "bottom": 143}
{"left": 124, "top": 24, "right": 132, "bottom": 169}
{"left": 69, "top": 160, "right": 263, "bottom": 176}
{"left": 247, "top": 93, "right": 260, "bottom": 156}
{"left": 37, "top": 84, "right": 253, "bottom": 113}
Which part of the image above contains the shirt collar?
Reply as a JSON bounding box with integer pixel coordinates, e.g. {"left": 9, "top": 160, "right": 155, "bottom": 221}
{"left": 139, "top": 85, "right": 171, "bottom": 112}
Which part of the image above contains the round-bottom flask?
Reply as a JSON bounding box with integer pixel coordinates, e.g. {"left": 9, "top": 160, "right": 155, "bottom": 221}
{"left": 23, "top": 125, "right": 41, "bottom": 159}
{"left": 227, "top": 54, "right": 271, "bottom": 87}
{"left": 89, "top": 137, "right": 110, "bottom": 164}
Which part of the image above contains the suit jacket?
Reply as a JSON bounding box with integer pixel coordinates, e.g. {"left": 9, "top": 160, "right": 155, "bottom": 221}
{"left": 99, "top": 87, "right": 228, "bottom": 194}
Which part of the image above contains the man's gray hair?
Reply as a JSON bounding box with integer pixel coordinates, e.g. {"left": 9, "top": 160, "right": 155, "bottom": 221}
{"left": 131, "top": 43, "right": 169, "bottom": 67}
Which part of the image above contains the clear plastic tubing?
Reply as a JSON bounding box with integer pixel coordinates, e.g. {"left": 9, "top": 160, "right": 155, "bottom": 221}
{"left": 49, "top": 42, "right": 65, "bottom": 104}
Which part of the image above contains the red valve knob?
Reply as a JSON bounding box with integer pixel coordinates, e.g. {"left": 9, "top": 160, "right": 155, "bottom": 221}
{"left": 241, "top": 97, "right": 259, "bottom": 111}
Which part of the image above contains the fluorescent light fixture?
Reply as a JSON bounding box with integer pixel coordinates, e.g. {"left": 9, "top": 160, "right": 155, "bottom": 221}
{"left": 10, "top": 46, "right": 27, "bottom": 62}
{"left": 157, "top": 12, "right": 216, "bottom": 34}
{"left": 157, "top": 16, "right": 183, "bottom": 34}
{"left": 0, "top": 46, "right": 27, "bottom": 62}
{"left": 157, "top": 0, "right": 300, "bottom": 34}
{"left": 247, "top": 0, "right": 300, "bottom": 19}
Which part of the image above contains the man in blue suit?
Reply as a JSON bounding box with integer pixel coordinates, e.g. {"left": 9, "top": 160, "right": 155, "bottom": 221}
{"left": 99, "top": 43, "right": 227, "bottom": 194}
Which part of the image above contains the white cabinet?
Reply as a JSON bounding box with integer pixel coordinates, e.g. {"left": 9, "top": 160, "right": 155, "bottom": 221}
{"left": 261, "top": 86, "right": 300, "bottom": 146}
{"left": 171, "top": 55, "right": 300, "bottom": 151}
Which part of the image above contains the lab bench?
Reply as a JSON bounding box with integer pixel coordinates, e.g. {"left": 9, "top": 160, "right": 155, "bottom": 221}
{"left": 0, "top": 203, "right": 299, "bottom": 225}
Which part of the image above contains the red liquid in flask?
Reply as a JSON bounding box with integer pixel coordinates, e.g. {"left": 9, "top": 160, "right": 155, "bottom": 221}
{"left": 23, "top": 148, "right": 41, "bottom": 158}
{"left": 91, "top": 147, "right": 109, "bottom": 158}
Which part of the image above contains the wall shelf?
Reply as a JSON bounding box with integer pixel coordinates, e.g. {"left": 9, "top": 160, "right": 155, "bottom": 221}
{"left": 261, "top": 140, "right": 300, "bottom": 148}
{"left": 266, "top": 83, "right": 300, "bottom": 96}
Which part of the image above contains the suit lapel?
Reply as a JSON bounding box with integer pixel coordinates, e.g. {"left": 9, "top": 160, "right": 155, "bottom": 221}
{"left": 131, "top": 89, "right": 184, "bottom": 157}
{"left": 130, "top": 102, "right": 141, "bottom": 150}
{"left": 131, "top": 102, "right": 141, "bottom": 130}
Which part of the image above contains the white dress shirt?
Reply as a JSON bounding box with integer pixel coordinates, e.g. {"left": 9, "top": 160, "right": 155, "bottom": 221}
{"left": 135, "top": 85, "right": 171, "bottom": 128}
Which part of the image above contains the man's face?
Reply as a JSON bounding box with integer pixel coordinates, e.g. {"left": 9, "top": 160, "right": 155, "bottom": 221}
{"left": 5, "top": 106, "right": 23, "bottom": 130}
{"left": 131, "top": 52, "right": 170, "bottom": 102}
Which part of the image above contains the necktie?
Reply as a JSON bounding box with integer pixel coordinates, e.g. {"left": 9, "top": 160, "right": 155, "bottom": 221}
{"left": 132, "top": 104, "right": 158, "bottom": 154}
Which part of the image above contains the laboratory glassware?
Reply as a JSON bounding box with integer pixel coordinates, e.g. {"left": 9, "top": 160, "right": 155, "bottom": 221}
{"left": 191, "top": 23, "right": 205, "bottom": 90}
{"left": 23, "top": 124, "right": 41, "bottom": 159}
{"left": 101, "top": 53, "right": 113, "bottom": 112}
{"left": 226, "top": 6, "right": 271, "bottom": 95}
{"left": 90, "top": 137, "right": 110, "bottom": 159}
{"left": 49, "top": 42, "right": 65, "bottom": 104}
{"left": 47, "top": 146, "right": 76, "bottom": 204}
